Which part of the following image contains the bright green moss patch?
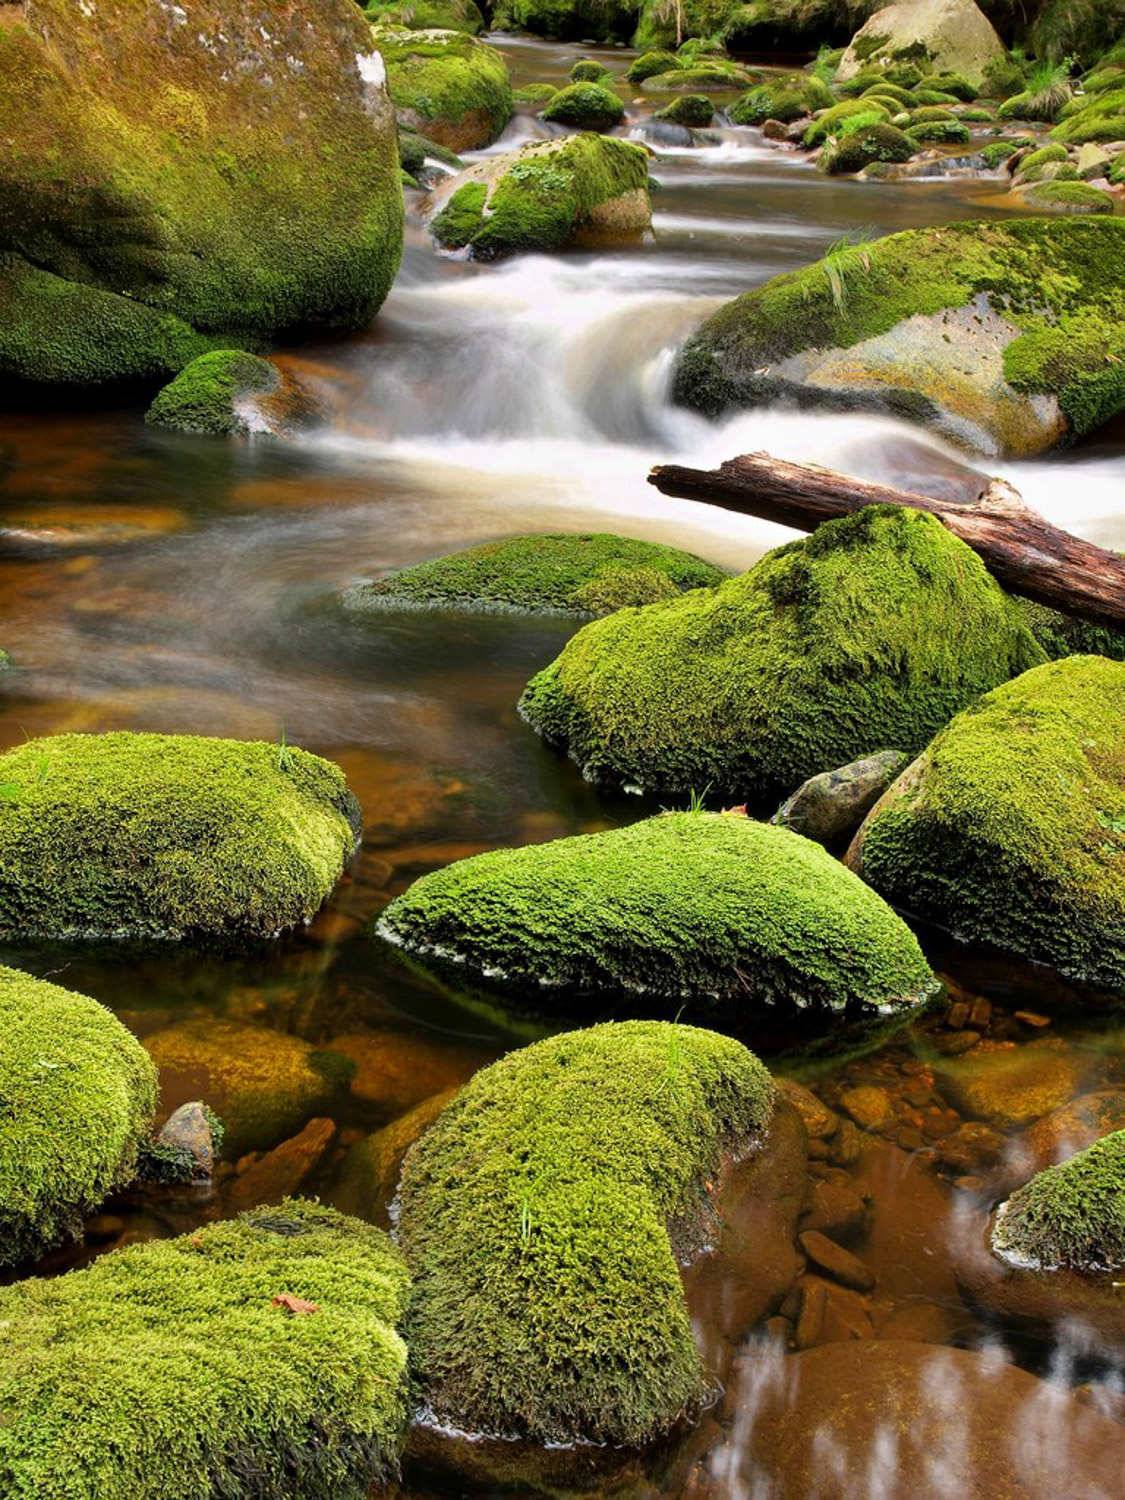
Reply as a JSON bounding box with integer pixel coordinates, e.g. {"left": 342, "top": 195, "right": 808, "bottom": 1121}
{"left": 570, "top": 58, "right": 612, "bottom": 82}
{"left": 429, "top": 181, "right": 489, "bottom": 248}
{"left": 851, "top": 657, "right": 1125, "bottom": 990}
{"left": 0, "top": 1200, "right": 410, "bottom": 1500}
{"left": 145, "top": 351, "right": 279, "bottom": 437}
{"left": 980, "top": 140, "right": 1024, "bottom": 166}
{"left": 380, "top": 811, "right": 934, "bottom": 1010}
{"left": 626, "top": 49, "right": 679, "bottom": 82}
{"left": 993, "top": 1131, "right": 1125, "bottom": 1271}
{"left": 0, "top": 966, "right": 156, "bottom": 1267}
{"left": 1020, "top": 179, "right": 1116, "bottom": 213}
{"left": 345, "top": 532, "right": 724, "bottom": 615}
{"left": 396, "top": 1020, "right": 774, "bottom": 1444}
{"left": 654, "top": 93, "right": 715, "bottom": 127}
{"left": 1051, "top": 86, "right": 1125, "bottom": 143}
{"left": 805, "top": 97, "right": 890, "bottom": 146}
{"left": 373, "top": 26, "right": 513, "bottom": 149}
{"left": 541, "top": 80, "right": 625, "bottom": 131}
{"left": 906, "top": 118, "right": 971, "bottom": 144}
{"left": 520, "top": 507, "right": 1043, "bottom": 807}
{"left": 0, "top": 732, "right": 360, "bottom": 944}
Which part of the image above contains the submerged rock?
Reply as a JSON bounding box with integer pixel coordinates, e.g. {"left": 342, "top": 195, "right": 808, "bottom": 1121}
{"left": 931, "top": 1038, "right": 1088, "bottom": 1130}
{"left": 0, "top": 965, "right": 156, "bottom": 1266}
{"left": 837, "top": 0, "right": 1005, "bottom": 88}
{"left": 426, "top": 135, "right": 651, "bottom": 258}
{"left": 331, "top": 1090, "right": 458, "bottom": 1225}
{"left": 992, "top": 1130, "right": 1125, "bottom": 1271}
{"left": 771, "top": 749, "right": 911, "bottom": 848}
{"left": 345, "top": 532, "right": 725, "bottom": 615}
{"left": 520, "top": 506, "right": 1043, "bottom": 805}
{"left": 672, "top": 218, "right": 1125, "bottom": 457}
{"left": 373, "top": 26, "right": 512, "bottom": 150}
{"left": 0, "top": 0, "right": 402, "bottom": 389}
{"left": 0, "top": 732, "right": 361, "bottom": 944}
{"left": 848, "top": 657, "right": 1125, "bottom": 990}
{"left": 396, "top": 1021, "right": 776, "bottom": 1445}
{"left": 379, "top": 811, "right": 934, "bottom": 1012}
{"left": 0, "top": 1200, "right": 410, "bottom": 1499}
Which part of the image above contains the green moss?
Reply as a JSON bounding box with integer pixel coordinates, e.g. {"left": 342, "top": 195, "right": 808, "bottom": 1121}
{"left": 982, "top": 52, "right": 1028, "bottom": 99}
{"left": 642, "top": 62, "right": 754, "bottom": 91}
{"left": 397, "top": 127, "right": 464, "bottom": 177}
{"left": 1050, "top": 85, "right": 1125, "bottom": 141}
{"left": 1014, "top": 598, "right": 1125, "bottom": 664}
{"left": 364, "top": 0, "right": 485, "bottom": 31}
{"left": 908, "top": 105, "right": 957, "bottom": 122}
{"left": 729, "top": 74, "right": 832, "bottom": 125}
{"left": 570, "top": 58, "right": 611, "bottom": 82}
{"left": 980, "top": 140, "right": 1024, "bottom": 166}
{"left": 911, "top": 87, "right": 961, "bottom": 105}
{"left": 804, "top": 98, "right": 890, "bottom": 147}
{"left": 519, "top": 507, "right": 1044, "bottom": 806}
{"left": 824, "top": 123, "right": 916, "bottom": 173}
{"left": 906, "top": 118, "right": 971, "bottom": 144}
{"left": 654, "top": 93, "right": 715, "bottom": 126}
{"left": 1017, "top": 142, "right": 1070, "bottom": 176}
{"left": 853, "top": 657, "right": 1125, "bottom": 990}
{"left": 492, "top": 0, "right": 634, "bottom": 43}
{"left": 541, "top": 80, "right": 624, "bottom": 131}
{"left": 144, "top": 351, "right": 278, "bottom": 436}
{"left": 626, "top": 49, "right": 679, "bottom": 82}
{"left": 0, "top": 966, "right": 156, "bottom": 1266}
{"left": 1029, "top": 0, "right": 1125, "bottom": 69}
{"left": 0, "top": 732, "right": 360, "bottom": 944}
{"left": 346, "top": 532, "right": 724, "bottom": 614}
{"left": 512, "top": 81, "right": 559, "bottom": 104}
{"left": 429, "top": 181, "right": 488, "bottom": 247}
{"left": 993, "top": 1130, "right": 1125, "bottom": 1271}
{"left": 373, "top": 26, "right": 513, "bottom": 148}
{"left": 0, "top": 1200, "right": 410, "bottom": 1499}
{"left": 1020, "top": 178, "right": 1116, "bottom": 212}
{"left": 379, "top": 810, "right": 934, "bottom": 1009}
{"left": 570, "top": 565, "right": 680, "bottom": 612}
{"left": 397, "top": 1020, "right": 775, "bottom": 1444}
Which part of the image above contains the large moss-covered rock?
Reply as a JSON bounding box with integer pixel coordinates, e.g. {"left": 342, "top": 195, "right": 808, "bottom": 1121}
{"left": 541, "top": 80, "right": 625, "bottom": 131}
{"left": 373, "top": 26, "right": 512, "bottom": 149}
{"left": 838, "top": 0, "right": 1005, "bottom": 88}
{"left": 0, "top": 966, "right": 156, "bottom": 1267}
{"left": 345, "top": 532, "right": 725, "bottom": 615}
{"left": 992, "top": 1130, "right": 1125, "bottom": 1270}
{"left": 729, "top": 73, "right": 835, "bottom": 125}
{"left": 520, "top": 506, "right": 1043, "bottom": 806}
{"left": 0, "top": 0, "right": 403, "bottom": 388}
{"left": 380, "top": 810, "right": 934, "bottom": 1011}
{"left": 396, "top": 1021, "right": 775, "bottom": 1445}
{"left": 848, "top": 656, "right": 1125, "bottom": 990}
{"left": 1018, "top": 178, "right": 1116, "bottom": 213}
{"left": 426, "top": 135, "right": 651, "bottom": 259}
{"left": 1051, "top": 85, "right": 1125, "bottom": 143}
{"left": 673, "top": 218, "right": 1125, "bottom": 458}
{"left": 0, "top": 732, "right": 361, "bottom": 944}
{"left": 0, "top": 1200, "right": 410, "bottom": 1500}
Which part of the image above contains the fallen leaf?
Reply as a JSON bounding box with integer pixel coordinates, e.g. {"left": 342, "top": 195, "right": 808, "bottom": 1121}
{"left": 272, "top": 1293, "right": 319, "bottom": 1316}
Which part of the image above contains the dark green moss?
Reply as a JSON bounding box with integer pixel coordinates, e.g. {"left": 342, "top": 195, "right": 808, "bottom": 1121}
{"left": 654, "top": 93, "right": 715, "bottom": 127}
{"left": 1014, "top": 598, "right": 1125, "bottom": 664}
{"left": 541, "top": 81, "right": 625, "bottom": 131}
{"left": 626, "top": 50, "right": 679, "bottom": 83}
{"left": 993, "top": 1130, "right": 1125, "bottom": 1271}
{"left": 729, "top": 73, "right": 833, "bottom": 125}
{"left": 429, "top": 181, "right": 488, "bottom": 248}
{"left": 397, "top": 127, "right": 464, "bottom": 178}
{"left": 570, "top": 58, "right": 611, "bottom": 82}
{"left": 364, "top": 0, "right": 485, "bottom": 31}
{"left": 519, "top": 507, "right": 1044, "bottom": 806}
{"left": 0, "top": 1200, "right": 410, "bottom": 1499}
{"left": 144, "top": 351, "right": 278, "bottom": 437}
{"left": 824, "top": 123, "right": 916, "bottom": 173}
{"left": 397, "top": 1021, "right": 775, "bottom": 1444}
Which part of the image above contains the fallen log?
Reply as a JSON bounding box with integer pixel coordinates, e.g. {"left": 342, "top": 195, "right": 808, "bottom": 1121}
{"left": 648, "top": 451, "right": 1125, "bottom": 631}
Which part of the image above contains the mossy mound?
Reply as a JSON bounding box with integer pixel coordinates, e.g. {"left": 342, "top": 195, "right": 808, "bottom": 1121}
{"left": 364, "top": 0, "right": 485, "bottom": 31}
{"left": 804, "top": 97, "right": 891, "bottom": 147}
{"left": 345, "top": 532, "right": 724, "bottom": 615}
{"left": 1051, "top": 85, "right": 1125, "bottom": 143}
{"left": 396, "top": 1020, "right": 775, "bottom": 1445}
{"left": 1019, "top": 179, "right": 1116, "bottom": 213}
{"left": 906, "top": 117, "right": 971, "bottom": 143}
{"left": 824, "top": 123, "right": 916, "bottom": 172}
{"left": 654, "top": 93, "right": 715, "bottom": 127}
{"left": 729, "top": 73, "right": 834, "bottom": 125}
{"left": 641, "top": 62, "right": 756, "bottom": 92}
{"left": 992, "top": 1131, "right": 1125, "bottom": 1271}
{"left": 0, "top": 966, "right": 156, "bottom": 1267}
{"left": 380, "top": 811, "right": 934, "bottom": 1010}
{"left": 0, "top": 1200, "right": 410, "bottom": 1499}
{"left": 673, "top": 217, "right": 1125, "bottom": 457}
{"left": 626, "top": 49, "right": 679, "bottom": 82}
{"left": 519, "top": 506, "right": 1043, "bottom": 806}
{"left": 541, "top": 81, "right": 625, "bottom": 131}
{"left": 570, "top": 58, "right": 612, "bottom": 82}
{"left": 144, "top": 351, "right": 279, "bottom": 437}
{"left": 0, "top": 0, "right": 402, "bottom": 389}
{"left": 373, "top": 26, "right": 513, "bottom": 150}
{"left": 426, "top": 135, "right": 651, "bottom": 259}
{"left": 848, "top": 656, "right": 1125, "bottom": 990}
{"left": 0, "top": 732, "right": 360, "bottom": 944}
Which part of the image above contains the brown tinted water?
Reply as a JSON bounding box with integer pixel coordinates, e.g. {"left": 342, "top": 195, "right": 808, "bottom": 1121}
{"left": 1, "top": 34, "right": 1123, "bottom": 1497}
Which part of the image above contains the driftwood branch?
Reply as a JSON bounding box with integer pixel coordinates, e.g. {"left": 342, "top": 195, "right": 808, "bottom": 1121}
{"left": 649, "top": 451, "right": 1125, "bottom": 630}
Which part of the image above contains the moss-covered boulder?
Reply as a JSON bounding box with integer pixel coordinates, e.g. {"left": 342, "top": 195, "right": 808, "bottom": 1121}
{"left": 626, "top": 49, "right": 680, "bottom": 82}
{"left": 1050, "top": 85, "right": 1125, "bottom": 143}
{"left": 426, "top": 135, "right": 651, "bottom": 258}
{"left": 906, "top": 116, "right": 972, "bottom": 143}
{"left": 654, "top": 93, "right": 715, "bottom": 127}
{"left": 848, "top": 656, "right": 1125, "bottom": 990}
{"left": 803, "top": 97, "right": 891, "bottom": 146}
{"left": 0, "top": 732, "right": 361, "bottom": 944}
{"left": 673, "top": 218, "right": 1125, "bottom": 457}
{"left": 144, "top": 351, "right": 281, "bottom": 437}
{"left": 838, "top": 0, "right": 1005, "bottom": 88}
{"left": 380, "top": 810, "right": 934, "bottom": 1010}
{"left": 0, "top": 1200, "right": 410, "bottom": 1499}
{"left": 1019, "top": 179, "right": 1116, "bottom": 213}
{"left": 373, "top": 26, "right": 512, "bottom": 150}
{"left": 520, "top": 506, "right": 1043, "bottom": 806}
{"left": 365, "top": 0, "right": 485, "bottom": 31}
{"left": 541, "top": 80, "right": 625, "bottom": 131}
{"left": 729, "top": 73, "right": 835, "bottom": 125}
{"left": 823, "top": 122, "right": 917, "bottom": 171}
{"left": 396, "top": 1021, "right": 775, "bottom": 1445}
{"left": 641, "top": 62, "right": 757, "bottom": 92}
{"left": 570, "top": 57, "right": 612, "bottom": 82}
{"left": 992, "top": 1131, "right": 1125, "bottom": 1271}
{"left": 0, "top": 966, "right": 156, "bottom": 1267}
{"left": 344, "top": 532, "right": 724, "bottom": 615}
{"left": 0, "top": 0, "right": 403, "bottom": 389}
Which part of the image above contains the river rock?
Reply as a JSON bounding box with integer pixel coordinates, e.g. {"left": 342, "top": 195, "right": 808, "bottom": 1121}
{"left": 145, "top": 352, "right": 319, "bottom": 439}
{"left": 156, "top": 1102, "right": 217, "bottom": 1181}
{"left": 798, "top": 1229, "right": 876, "bottom": 1291}
{"left": 931, "top": 1039, "right": 1087, "bottom": 1131}
{"left": 994, "top": 1090, "right": 1125, "bottom": 1195}
{"left": 225, "top": 1117, "right": 337, "bottom": 1213}
{"left": 373, "top": 26, "right": 512, "bottom": 149}
{"left": 0, "top": 0, "right": 402, "bottom": 389}
{"left": 426, "top": 135, "right": 651, "bottom": 259}
{"left": 325, "top": 1029, "right": 488, "bottom": 1118}
{"left": 771, "top": 749, "right": 910, "bottom": 848}
{"left": 673, "top": 218, "right": 1125, "bottom": 458}
{"left": 330, "top": 1089, "right": 459, "bottom": 1225}
{"left": 838, "top": 0, "right": 1005, "bottom": 88}
{"left": 541, "top": 80, "right": 625, "bottom": 132}
{"left": 840, "top": 1084, "right": 894, "bottom": 1133}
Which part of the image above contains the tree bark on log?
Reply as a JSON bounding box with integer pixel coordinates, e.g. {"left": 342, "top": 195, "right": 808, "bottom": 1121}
{"left": 649, "top": 451, "right": 1125, "bottom": 630}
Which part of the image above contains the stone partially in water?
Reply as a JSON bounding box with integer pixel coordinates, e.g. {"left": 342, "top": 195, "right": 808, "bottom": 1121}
{"left": 0, "top": 732, "right": 361, "bottom": 944}
{"left": 330, "top": 1089, "right": 459, "bottom": 1225}
{"left": 379, "top": 811, "right": 934, "bottom": 1012}
{"left": 541, "top": 81, "right": 625, "bottom": 132}
{"left": 992, "top": 1131, "right": 1125, "bottom": 1272}
{"left": 144, "top": 351, "right": 318, "bottom": 439}
{"left": 771, "top": 749, "right": 911, "bottom": 848}
{"left": 0, "top": 965, "right": 157, "bottom": 1267}
{"left": 154, "top": 1101, "right": 219, "bottom": 1182}
{"left": 0, "top": 1200, "right": 411, "bottom": 1499}
{"left": 373, "top": 26, "right": 512, "bottom": 150}
{"left": 225, "top": 1118, "right": 337, "bottom": 1214}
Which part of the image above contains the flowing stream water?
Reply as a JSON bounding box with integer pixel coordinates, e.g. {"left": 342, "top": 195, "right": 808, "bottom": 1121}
{"left": 1, "top": 34, "right": 1123, "bottom": 1498}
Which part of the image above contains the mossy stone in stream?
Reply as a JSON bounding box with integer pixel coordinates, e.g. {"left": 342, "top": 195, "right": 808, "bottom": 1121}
{"left": 906, "top": 117, "right": 971, "bottom": 144}
{"left": 520, "top": 507, "right": 1043, "bottom": 806}
{"left": 396, "top": 1020, "right": 774, "bottom": 1445}
{"left": 541, "top": 81, "right": 625, "bottom": 132}
{"left": 364, "top": 0, "right": 486, "bottom": 32}
{"left": 0, "top": 965, "right": 157, "bottom": 1267}
{"left": 1050, "top": 85, "right": 1125, "bottom": 143}
{"left": 654, "top": 93, "right": 715, "bottom": 127}
{"left": 823, "top": 123, "right": 916, "bottom": 172}
{"left": 0, "top": 732, "right": 361, "bottom": 944}
{"left": 848, "top": 656, "right": 1125, "bottom": 990}
{"left": 345, "top": 532, "right": 725, "bottom": 615}
{"left": 397, "top": 128, "right": 464, "bottom": 179}
{"left": 803, "top": 97, "right": 891, "bottom": 146}
{"left": 626, "top": 49, "right": 679, "bottom": 83}
{"left": 373, "top": 26, "right": 513, "bottom": 150}
{"left": 379, "top": 810, "right": 934, "bottom": 1010}
{"left": 992, "top": 1130, "right": 1125, "bottom": 1271}
{"left": 1019, "top": 179, "right": 1116, "bottom": 214}
{"left": 570, "top": 58, "right": 612, "bottom": 82}
{"left": 144, "top": 351, "right": 279, "bottom": 437}
{"left": 0, "top": 1200, "right": 410, "bottom": 1500}
{"left": 728, "top": 73, "right": 834, "bottom": 125}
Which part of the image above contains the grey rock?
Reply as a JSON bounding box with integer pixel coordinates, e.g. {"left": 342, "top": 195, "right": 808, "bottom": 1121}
{"left": 771, "top": 749, "right": 910, "bottom": 847}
